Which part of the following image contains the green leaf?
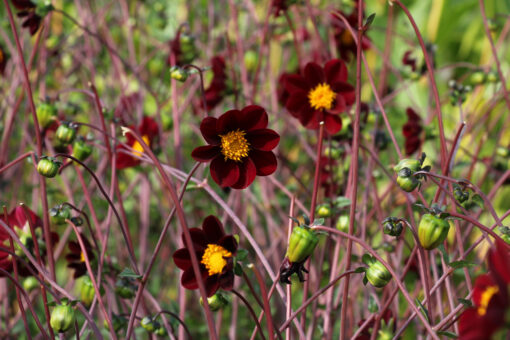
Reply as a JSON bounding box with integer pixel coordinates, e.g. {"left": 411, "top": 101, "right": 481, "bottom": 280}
{"left": 312, "top": 218, "right": 324, "bottom": 226}
{"left": 437, "top": 331, "right": 458, "bottom": 338}
{"left": 361, "top": 254, "right": 373, "bottom": 266}
{"left": 437, "top": 244, "right": 450, "bottom": 263}
{"left": 448, "top": 260, "right": 475, "bottom": 269}
{"left": 368, "top": 294, "right": 378, "bottom": 313}
{"left": 362, "top": 276, "right": 368, "bottom": 286}
{"left": 458, "top": 298, "right": 473, "bottom": 307}
{"left": 471, "top": 194, "right": 484, "bottom": 208}
{"left": 234, "top": 262, "right": 243, "bottom": 276}
{"left": 333, "top": 196, "right": 351, "bottom": 209}
{"left": 364, "top": 13, "right": 376, "bottom": 29}
{"left": 354, "top": 266, "right": 366, "bottom": 273}
{"left": 236, "top": 249, "right": 248, "bottom": 262}
{"left": 415, "top": 298, "right": 430, "bottom": 324}
{"left": 118, "top": 268, "right": 142, "bottom": 280}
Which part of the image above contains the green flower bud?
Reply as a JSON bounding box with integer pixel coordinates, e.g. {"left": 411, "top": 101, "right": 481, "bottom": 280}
{"left": 49, "top": 205, "right": 72, "bottom": 225}
{"left": 140, "top": 316, "right": 157, "bottom": 332}
{"left": 115, "top": 277, "right": 137, "bottom": 299}
{"left": 50, "top": 303, "right": 75, "bottom": 333}
{"left": 418, "top": 213, "right": 450, "bottom": 250}
{"left": 36, "top": 102, "right": 57, "bottom": 128}
{"left": 22, "top": 277, "right": 39, "bottom": 292}
{"left": 487, "top": 71, "right": 498, "bottom": 83}
{"left": 80, "top": 276, "right": 95, "bottom": 307}
{"left": 37, "top": 156, "right": 61, "bottom": 178}
{"left": 154, "top": 325, "right": 166, "bottom": 336}
{"left": 244, "top": 50, "right": 258, "bottom": 72}
{"left": 323, "top": 146, "right": 342, "bottom": 159}
{"left": 104, "top": 313, "right": 127, "bottom": 332}
{"left": 286, "top": 226, "right": 319, "bottom": 263}
{"left": 382, "top": 217, "right": 403, "bottom": 237}
{"left": 72, "top": 138, "right": 93, "bottom": 161}
{"left": 336, "top": 214, "right": 350, "bottom": 233}
{"left": 200, "top": 292, "right": 229, "bottom": 311}
{"left": 468, "top": 71, "right": 486, "bottom": 85}
{"left": 394, "top": 158, "right": 422, "bottom": 192}
{"left": 170, "top": 66, "right": 189, "bottom": 82}
{"left": 366, "top": 260, "right": 392, "bottom": 288}
{"left": 316, "top": 204, "right": 332, "bottom": 218}
{"left": 55, "top": 122, "right": 78, "bottom": 146}
{"left": 453, "top": 187, "right": 469, "bottom": 203}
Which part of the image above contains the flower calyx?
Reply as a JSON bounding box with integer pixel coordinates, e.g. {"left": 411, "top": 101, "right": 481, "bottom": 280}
{"left": 393, "top": 153, "right": 430, "bottom": 192}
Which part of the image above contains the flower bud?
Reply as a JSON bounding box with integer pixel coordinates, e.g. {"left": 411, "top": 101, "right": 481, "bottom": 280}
{"left": 418, "top": 213, "right": 450, "bottom": 250}
{"left": 115, "top": 277, "right": 137, "bottom": 299}
{"left": 200, "top": 292, "right": 229, "bottom": 311}
{"left": 80, "top": 276, "right": 95, "bottom": 307}
{"left": 394, "top": 158, "right": 422, "bottom": 192}
{"left": 382, "top": 217, "right": 403, "bottom": 237}
{"left": 55, "top": 122, "right": 78, "bottom": 146}
{"left": 336, "top": 214, "right": 350, "bottom": 233}
{"left": 468, "top": 71, "right": 486, "bottom": 85}
{"left": 22, "top": 277, "right": 39, "bottom": 292}
{"left": 316, "top": 204, "right": 332, "bottom": 218}
{"left": 50, "top": 303, "right": 75, "bottom": 333}
{"left": 170, "top": 66, "right": 189, "bottom": 82}
{"left": 37, "top": 156, "right": 61, "bottom": 178}
{"left": 140, "top": 316, "right": 157, "bottom": 332}
{"left": 366, "top": 259, "right": 392, "bottom": 288}
{"left": 155, "top": 324, "right": 166, "bottom": 336}
{"left": 453, "top": 187, "right": 469, "bottom": 203}
{"left": 36, "top": 102, "right": 57, "bottom": 128}
{"left": 286, "top": 226, "right": 319, "bottom": 263}
{"left": 72, "top": 138, "right": 93, "bottom": 161}
{"left": 104, "top": 313, "right": 127, "bottom": 332}
{"left": 244, "top": 50, "right": 258, "bottom": 72}
{"left": 49, "top": 205, "right": 72, "bottom": 225}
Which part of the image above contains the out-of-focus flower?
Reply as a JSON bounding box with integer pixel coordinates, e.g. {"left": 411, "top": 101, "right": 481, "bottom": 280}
{"left": 277, "top": 71, "right": 298, "bottom": 107}
{"left": 402, "top": 50, "right": 417, "bottom": 72}
{"left": 0, "top": 45, "right": 7, "bottom": 76}
{"left": 402, "top": 108, "right": 423, "bottom": 155}
{"left": 116, "top": 116, "right": 159, "bottom": 169}
{"left": 168, "top": 30, "right": 199, "bottom": 66}
{"left": 10, "top": 0, "right": 45, "bottom": 36}
{"left": 271, "top": 0, "right": 298, "bottom": 17}
{"left": 284, "top": 59, "right": 355, "bottom": 134}
{"left": 191, "top": 105, "right": 279, "bottom": 189}
{"left": 458, "top": 240, "right": 510, "bottom": 340}
{"left": 331, "top": 4, "right": 371, "bottom": 62}
{"left": 65, "top": 234, "right": 95, "bottom": 278}
{"left": 201, "top": 56, "right": 229, "bottom": 111}
{"left": 173, "top": 215, "right": 238, "bottom": 297}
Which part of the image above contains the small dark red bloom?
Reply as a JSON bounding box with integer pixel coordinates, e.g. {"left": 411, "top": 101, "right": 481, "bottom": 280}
{"left": 277, "top": 71, "right": 298, "bottom": 107}
{"left": 284, "top": 59, "right": 355, "bottom": 134}
{"left": 402, "top": 108, "right": 423, "bottom": 155}
{"left": 402, "top": 50, "right": 417, "bottom": 72}
{"left": 0, "top": 45, "right": 7, "bottom": 76}
{"left": 0, "top": 206, "right": 58, "bottom": 276}
{"left": 173, "top": 215, "right": 238, "bottom": 297}
{"left": 65, "top": 234, "right": 95, "bottom": 279}
{"left": 116, "top": 116, "right": 159, "bottom": 170}
{"left": 331, "top": 5, "right": 371, "bottom": 62}
{"left": 191, "top": 105, "right": 279, "bottom": 189}
{"left": 458, "top": 240, "right": 510, "bottom": 340}
{"left": 11, "top": 0, "right": 42, "bottom": 36}
{"left": 201, "top": 57, "right": 228, "bottom": 111}
{"left": 271, "top": 0, "right": 296, "bottom": 16}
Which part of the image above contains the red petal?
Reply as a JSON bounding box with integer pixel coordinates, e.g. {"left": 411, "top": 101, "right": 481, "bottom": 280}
{"left": 240, "top": 105, "right": 268, "bottom": 131}
{"left": 205, "top": 275, "right": 220, "bottom": 297}
{"left": 250, "top": 150, "right": 277, "bottom": 176}
{"left": 304, "top": 62, "right": 325, "bottom": 88}
{"left": 284, "top": 74, "right": 309, "bottom": 93}
{"left": 218, "top": 271, "right": 234, "bottom": 291}
{"left": 231, "top": 158, "right": 257, "bottom": 189}
{"left": 173, "top": 248, "right": 192, "bottom": 270}
{"left": 285, "top": 91, "right": 309, "bottom": 117}
{"left": 181, "top": 268, "right": 199, "bottom": 290}
{"left": 200, "top": 117, "right": 220, "bottom": 145}
{"left": 202, "top": 215, "right": 225, "bottom": 244}
{"left": 183, "top": 228, "right": 207, "bottom": 250}
{"left": 116, "top": 148, "right": 140, "bottom": 169}
{"left": 139, "top": 116, "right": 159, "bottom": 139}
{"left": 217, "top": 110, "right": 242, "bottom": 134}
{"left": 210, "top": 157, "right": 240, "bottom": 188}
{"left": 247, "top": 129, "right": 280, "bottom": 151}
{"left": 324, "top": 114, "right": 343, "bottom": 134}
{"left": 325, "top": 59, "right": 348, "bottom": 83}
{"left": 191, "top": 145, "right": 221, "bottom": 162}
{"left": 489, "top": 240, "right": 510, "bottom": 284}
{"left": 329, "top": 95, "right": 346, "bottom": 114}
{"left": 458, "top": 308, "right": 488, "bottom": 340}
{"left": 218, "top": 235, "right": 238, "bottom": 254}
{"left": 302, "top": 110, "right": 321, "bottom": 130}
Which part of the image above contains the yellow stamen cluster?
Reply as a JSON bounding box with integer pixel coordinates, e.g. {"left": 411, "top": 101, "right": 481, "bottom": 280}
{"left": 477, "top": 285, "right": 499, "bottom": 316}
{"left": 132, "top": 135, "right": 150, "bottom": 157}
{"left": 201, "top": 244, "right": 232, "bottom": 276}
{"left": 340, "top": 29, "right": 354, "bottom": 45}
{"left": 80, "top": 252, "right": 86, "bottom": 263}
{"left": 308, "top": 83, "right": 336, "bottom": 111}
{"left": 219, "top": 129, "right": 250, "bottom": 162}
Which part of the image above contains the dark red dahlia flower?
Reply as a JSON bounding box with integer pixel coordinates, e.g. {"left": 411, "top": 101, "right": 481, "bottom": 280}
{"left": 284, "top": 59, "right": 355, "bottom": 134}
{"left": 66, "top": 234, "right": 95, "bottom": 279}
{"left": 11, "top": 0, "right": 42, "bottom": 36}
{"left": 402, "top": 50, "right": 417, "bottom": 72}
{"left": 0, "top": 45, "right": 7, "bottom": 76}
{"left": 458, "top": 240, "right": 510, "bottom": 340}
{"left": 116, "top": 116, "right": 159, "bottom": 170}
{"left": 191, "top": 105, "right": 279, "bottom": 189}
{"left": 271, "top": 0, "right": 297, "bottom": 17}
{"left": 331, "top": 5, "right": 371, "bottom": 62}
{"left": 168, "top": 29, "right": 198, "bottom": 67}
{"left": 277, "top": 71, "right": 299, "bottom": 107}
{"left": 201, "top": 56, "right": 228, "bottom": 111}
{"left": 402, "top": 108, "right": 423, "bottom": 155}
{"left": 173, "top": 215, "right": 238, "bottom": 297}
{"left": 0, "top": 206, "right": 58, "bottom": 276}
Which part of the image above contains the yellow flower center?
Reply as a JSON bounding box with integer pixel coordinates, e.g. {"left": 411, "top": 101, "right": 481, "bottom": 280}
{"left": 219, "top": 129, "right": 250, "bottom": 162}
{"left": 0, "top": 49, "right": 4, "bottom": 64}
{"left": 477, "top": 285, "right": 499, "bottom": 316}
{"left": 80, "top": 252, "right": 86, "bottom": 262}
{"left": 308, "top": 83, "right": 336, "bottom": 111}
{"left": 132, "top": 135, "right": 150, "bottom": 157}
{"left": 201, "top": 244, "right": 232, "bottom": 276}
{"left": 340, "top": 29, "right": 354, "bottom": 45}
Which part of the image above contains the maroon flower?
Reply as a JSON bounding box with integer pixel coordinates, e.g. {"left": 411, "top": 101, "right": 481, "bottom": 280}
{"left": 0, "top": 206, "right": 58, "bottom": 276}
{"left": 168, "top": 29, "right": 198, "bottom": 66}
{"left": 65, "top": 234, "right": 95, "bottom": 279}
{"left": 201, "top": 56, "right": 229, "bottom": 111}
{"left": 0, "top": 45, "right": 7, "bottom": 76}
{"left": 116, "top": 116, "right": 159, "bottom": 170}
{"left": 277, "top": 71, "right": 299, "bottom": 107}
{"left": 11, "top": 0, "right": 42, "bottom": 36}
{"left": 458, "top": 240, "right": 510, "bottom": 339}
{"left": 191, "top": 105, "right": 279, "bottom": 189}
{"left": 331, "top": 4, "right": 371, "bottom": 62}
{"left": 402, "top": 108, "right": 423, "bottom": 155}
{"left": 173, "top": 215, "right": 238, "bottom": 297}
{"left": 271, "top": 0, "right": 297, "bottom": 17}
{"left": 402, "top": 50, "right": 417, "bottom": 72}
{"left": 284, "top": 59, "right": 355, "bottom": 134}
